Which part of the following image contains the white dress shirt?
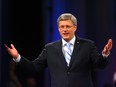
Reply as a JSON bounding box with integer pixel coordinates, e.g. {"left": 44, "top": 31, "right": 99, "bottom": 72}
{"left": 62, "top": 36, "right": 76, "bottom": 57}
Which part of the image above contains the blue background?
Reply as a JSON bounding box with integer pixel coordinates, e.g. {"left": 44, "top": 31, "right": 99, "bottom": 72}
{"left": 0, "top": 0, "right": 116, "bottom": 87}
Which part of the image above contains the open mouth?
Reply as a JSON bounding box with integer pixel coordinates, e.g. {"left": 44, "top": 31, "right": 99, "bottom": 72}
{"left": 63, "top": 32, "right": 69, "bottom": 35}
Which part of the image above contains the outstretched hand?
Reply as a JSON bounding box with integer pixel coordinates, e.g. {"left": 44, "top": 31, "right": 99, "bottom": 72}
{"left": 4, "top": 44, "right": 19, "bottom": 59}
{"left": 102, "top": 39, "right": 113, "bottom": 55}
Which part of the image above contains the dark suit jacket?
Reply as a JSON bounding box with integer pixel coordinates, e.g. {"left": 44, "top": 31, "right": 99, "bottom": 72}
{"left": 18, "top": 36, "right": 109, "bottom": 87}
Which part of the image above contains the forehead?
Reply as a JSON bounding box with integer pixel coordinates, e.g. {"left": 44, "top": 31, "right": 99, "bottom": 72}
{"left": 59, "top": 20, "right": 73, "bottom": 25}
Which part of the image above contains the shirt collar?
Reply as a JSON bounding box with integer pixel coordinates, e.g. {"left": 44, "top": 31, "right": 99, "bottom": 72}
{"left": 62, "top": 36, "right": 76, "bottom": 46}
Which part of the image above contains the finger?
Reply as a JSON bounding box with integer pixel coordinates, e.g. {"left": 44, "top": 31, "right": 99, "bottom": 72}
{"left": 109, "top": 38, "right": 112, "bottom": 42}
{"left": 107, "top": 39, "right": 113, "bottom": 50}
{"left": 108, "top": 39, "right": 112, "bottom": 45}
{"left": 4, "top": 44, "right": 10, "bottom": 49}
{"left": 108, "top": 39, "right": 112, "bottom": 44}
{"left": 105, "top": 45, "right": 108, "bottom": 52}
{"left": 10, "top": 44, "right": 15, "bottom": 49}
{"left": 103, "top": 47, "right": 106, "bottom": 54}
{"left": 103, "top": 44, "right": 109, "bottom": 54}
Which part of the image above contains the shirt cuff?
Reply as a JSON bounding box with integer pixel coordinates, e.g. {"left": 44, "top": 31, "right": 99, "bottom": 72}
{"left": 13, "top": 54, "right": 21, "bottom": 62}
{"left": 102, "top": 51, "right": 110, "bottom": 58}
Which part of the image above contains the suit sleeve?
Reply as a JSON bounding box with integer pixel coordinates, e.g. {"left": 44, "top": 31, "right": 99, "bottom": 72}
{"left": 90, "top": 42, "right": 109, "bottom": 69}
{"left": 16, "top": 47, "right": 48, "bottom": 75}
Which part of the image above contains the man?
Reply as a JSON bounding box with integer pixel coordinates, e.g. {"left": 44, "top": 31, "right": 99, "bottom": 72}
{"left": 5, "top": 13, "right": 113, "bottom": 87}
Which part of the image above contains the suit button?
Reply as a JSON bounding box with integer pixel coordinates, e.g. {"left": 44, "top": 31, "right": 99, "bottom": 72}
{"left": 67, "top": 72, "right": 70, "bottom": 74}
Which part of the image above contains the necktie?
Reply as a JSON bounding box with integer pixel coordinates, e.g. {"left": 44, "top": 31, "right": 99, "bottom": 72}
{"left": 65, "top": 43, "right": 72, "bottom": 66}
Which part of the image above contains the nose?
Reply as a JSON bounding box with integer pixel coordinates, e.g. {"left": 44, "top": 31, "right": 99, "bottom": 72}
{"left": 62, "top": 27, "right": 69, "bottom": 32}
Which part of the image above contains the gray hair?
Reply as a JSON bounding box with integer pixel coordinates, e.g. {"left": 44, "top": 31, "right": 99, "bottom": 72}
{"left": 57, "top": 13, "right": 77, "bottom": 26}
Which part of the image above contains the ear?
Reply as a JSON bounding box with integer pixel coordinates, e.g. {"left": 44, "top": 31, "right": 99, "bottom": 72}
{"left": 74, "top": 25, "right": 77, "bottom": 31}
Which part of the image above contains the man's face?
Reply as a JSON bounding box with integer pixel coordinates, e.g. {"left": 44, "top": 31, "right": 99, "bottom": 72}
{"left": 58, "top": 20, "right": 77, "bottom": 42}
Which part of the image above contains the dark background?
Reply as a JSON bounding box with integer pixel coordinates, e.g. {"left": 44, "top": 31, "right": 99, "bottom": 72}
{"left": 0, "top": 0, "right": 116, "bottom": 87}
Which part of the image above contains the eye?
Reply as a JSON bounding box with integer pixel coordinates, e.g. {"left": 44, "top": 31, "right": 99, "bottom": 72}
{"left": 66, "top": 25, "right": 72, "bottom": 29}
{"left": 59, "top": 25, "right": 73, "bottom": 29}
{"left": 59, "top": 26, "right": 64, "bottom": 29}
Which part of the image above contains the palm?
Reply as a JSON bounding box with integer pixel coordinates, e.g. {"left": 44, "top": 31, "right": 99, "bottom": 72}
{"left": 102, "top": 39, "right": 113, "bottom": 55}
{"left": 4, "top": 44, "right": 19, "bottom": 59}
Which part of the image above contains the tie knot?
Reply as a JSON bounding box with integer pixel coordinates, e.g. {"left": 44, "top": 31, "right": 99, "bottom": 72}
{"left": 66, "top": 42, "right": 71, "bottom": 46}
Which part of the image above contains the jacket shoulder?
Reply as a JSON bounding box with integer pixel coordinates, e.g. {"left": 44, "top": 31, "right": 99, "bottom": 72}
{"left": 79, "top": 38, "right": 95, "bottom": 44}
{"left": 44, "top": 40, "right": 61, "bottom": 47}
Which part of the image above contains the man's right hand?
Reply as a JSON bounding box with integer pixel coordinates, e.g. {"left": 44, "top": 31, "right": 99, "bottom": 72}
{"left": 4, "top": 44, "right": 19, "bottom": 59}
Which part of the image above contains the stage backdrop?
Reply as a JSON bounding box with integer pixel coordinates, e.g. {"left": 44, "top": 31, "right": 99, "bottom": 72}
{"left": 1, "top": 0, "right": 116, "bottom": 87}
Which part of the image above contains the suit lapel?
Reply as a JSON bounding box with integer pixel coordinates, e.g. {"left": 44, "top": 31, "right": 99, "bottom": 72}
{"left": 57, "top": 40, "right": 68, "bottom": 69}
{"left": 69, "top": 37, "right": 81, "bottom": 68}
{"left": 56, "top": 37, "right": 81, "bottom": 69}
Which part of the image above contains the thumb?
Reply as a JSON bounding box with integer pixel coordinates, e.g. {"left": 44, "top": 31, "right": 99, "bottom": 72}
{"left": 10, "top": 44, "right": 15, "bottom": 49}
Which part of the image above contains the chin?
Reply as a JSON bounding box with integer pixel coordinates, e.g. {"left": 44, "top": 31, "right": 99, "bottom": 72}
{"left": 63, "top": 38, "right": 70, "bottom": 41}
